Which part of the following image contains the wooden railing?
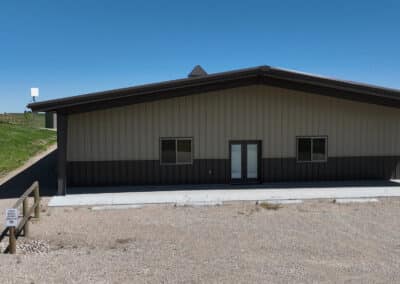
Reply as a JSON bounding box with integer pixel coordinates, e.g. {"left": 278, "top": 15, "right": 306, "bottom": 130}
{"left": 0, "top": 181, "right": 40, "bottom": 254}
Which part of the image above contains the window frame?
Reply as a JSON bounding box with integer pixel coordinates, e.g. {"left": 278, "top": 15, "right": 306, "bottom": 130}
{"left": 296, "top": 136, "right": 328, "bottom": 163}
{"left": 160, "top": 137, "right": 193, "bottom": 165}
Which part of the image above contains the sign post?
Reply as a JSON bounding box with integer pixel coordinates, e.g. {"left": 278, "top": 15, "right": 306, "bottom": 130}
{"left": 6, "top": 208, "right": 18, "bottom": 254}
{"left": 9, "top": 227, "right": 16, "bottom": 254}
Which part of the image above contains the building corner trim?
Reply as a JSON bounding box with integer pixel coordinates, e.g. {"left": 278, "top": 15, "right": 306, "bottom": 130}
{"left": 57, "top": 113, "right": 68, "bottom": 195}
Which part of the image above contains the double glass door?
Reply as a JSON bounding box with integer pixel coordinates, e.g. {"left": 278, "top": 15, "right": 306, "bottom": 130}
{"left": 230, "top": 141, "right": 261, "bottom": 184}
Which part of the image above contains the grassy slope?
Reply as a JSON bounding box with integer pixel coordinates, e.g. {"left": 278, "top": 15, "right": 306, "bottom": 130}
{"left": 0, "top": 122, "right": 57, "bottom": 178}
{"left": 0, "top": 112, "right": 45, "bottom": 128}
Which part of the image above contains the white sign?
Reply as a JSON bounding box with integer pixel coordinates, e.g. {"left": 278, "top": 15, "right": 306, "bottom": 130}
{"left": 31, "top": 88, "right": 39, "bottom": 97}
{"left": 5, "top": 208, "right": 18, "bottom": 227}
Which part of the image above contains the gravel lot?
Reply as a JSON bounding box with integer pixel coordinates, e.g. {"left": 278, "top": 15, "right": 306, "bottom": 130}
{"left": 0, "top": 197, "right": 400, "bottom": 283}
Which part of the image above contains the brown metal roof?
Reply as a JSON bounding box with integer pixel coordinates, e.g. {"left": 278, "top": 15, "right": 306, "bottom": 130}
{"left": 28, "top": 65, "right": 400, "bottom": 113}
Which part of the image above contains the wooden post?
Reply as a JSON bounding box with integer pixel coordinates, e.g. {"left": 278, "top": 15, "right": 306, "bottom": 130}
{"left": 9, "top": 227, "right": 16, "bottom": 254}
{"left": 22, "top": 199, "right": 30, "bottom": 237}
{"left": 34, "top": 183, "right": 40, "bottom": 219}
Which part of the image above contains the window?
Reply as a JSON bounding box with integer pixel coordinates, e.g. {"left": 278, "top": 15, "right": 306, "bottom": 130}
{"left": 161, "top": 139, "right": 176, "bottom": 164}
{"left": 296, "top": 137, "right": 327, "bottom": 162}
{"left": 160, "top": 138, "right": 193, "bottom": 165}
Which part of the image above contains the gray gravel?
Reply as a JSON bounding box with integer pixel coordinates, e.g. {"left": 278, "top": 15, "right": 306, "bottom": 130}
{"left": 0, "top": 197, "right": 400, "bottom": 283}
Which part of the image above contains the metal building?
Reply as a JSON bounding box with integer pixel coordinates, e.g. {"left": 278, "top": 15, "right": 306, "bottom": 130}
{"left": 28, "top": 65, "right": 400, "bottom": 195}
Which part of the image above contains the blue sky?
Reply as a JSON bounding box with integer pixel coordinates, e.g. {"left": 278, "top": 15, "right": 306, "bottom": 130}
{"left": 1, "top": 0, "right": 399, "bottom": 112}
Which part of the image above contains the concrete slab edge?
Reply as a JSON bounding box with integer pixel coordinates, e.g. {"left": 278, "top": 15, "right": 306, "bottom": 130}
{"left": 334, "top": 198, "right": 379, "bottom": 204}
{"left": 259, "top": 199, "right": 303, "bottom": 204}
{"left": 48, "top": 187, "right": 400, "bottom": 207}
{"left": 90, "top": 204, "right": 144, "bottom": 211}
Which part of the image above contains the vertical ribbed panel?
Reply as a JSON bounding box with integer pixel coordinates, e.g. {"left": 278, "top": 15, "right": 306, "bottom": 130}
{"left": 67, "top": 85, "right": 400, "bottom": 162}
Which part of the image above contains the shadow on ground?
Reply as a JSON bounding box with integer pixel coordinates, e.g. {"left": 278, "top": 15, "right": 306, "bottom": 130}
{"left": 0, "top": 150, "right": 58, "bottom": 199}
{"left": 67, "top": 179, "right": 400, "bottom": 195}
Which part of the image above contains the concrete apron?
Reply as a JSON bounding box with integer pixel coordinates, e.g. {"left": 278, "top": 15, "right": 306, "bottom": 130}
{"left": 48, "top": 184, "right": 400, "bottom": 207}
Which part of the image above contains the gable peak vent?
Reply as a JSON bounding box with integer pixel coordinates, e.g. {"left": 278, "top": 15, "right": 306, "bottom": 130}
{"left": 188, "top": 65, "right": 208, "bottom": 78}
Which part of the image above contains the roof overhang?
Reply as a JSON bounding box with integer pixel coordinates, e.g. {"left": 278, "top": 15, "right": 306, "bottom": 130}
{"left": 28, "top": 66, "right": 400, "bottom": 114}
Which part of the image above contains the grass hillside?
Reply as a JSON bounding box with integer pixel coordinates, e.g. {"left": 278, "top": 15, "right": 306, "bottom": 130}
{"left": 0, "top": 112, "right": 45, "bottom": 128}
{"left": 0, "top": 117, "right": 56, "bottom": 178}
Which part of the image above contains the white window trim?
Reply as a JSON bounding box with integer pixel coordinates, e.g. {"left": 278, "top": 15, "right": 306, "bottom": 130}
{"left": 160, "top": 137, "right": 193, "bottom": 165}
{"left": 296, "top": 136, "right": 328, "bottom": 163}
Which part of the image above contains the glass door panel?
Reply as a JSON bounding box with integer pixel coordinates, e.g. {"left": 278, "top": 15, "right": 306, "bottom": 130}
{"left": 231, "top": 144, "right": 242, "bottom": 179}
{"left": 247, "top": 144, "right": 258, "bottom": 179}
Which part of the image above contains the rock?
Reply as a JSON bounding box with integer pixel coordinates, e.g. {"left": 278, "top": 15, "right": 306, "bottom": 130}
{"left": 17, "top": 239, "right": 50, "bottom": 254}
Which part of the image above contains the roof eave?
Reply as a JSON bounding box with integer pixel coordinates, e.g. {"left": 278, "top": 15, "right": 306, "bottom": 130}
{"left": 28, "top": 65, "right": 400, "bottom": 113}
{"left": 28, "top": 66, "right": 268, "bottom": 112}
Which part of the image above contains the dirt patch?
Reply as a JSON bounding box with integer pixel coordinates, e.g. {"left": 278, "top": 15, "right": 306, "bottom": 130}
{"left": 258, "top": 202, "right": 282, "bottom": 210}
{"left": 115, "top": 238, "right": 134, "bottom": 245}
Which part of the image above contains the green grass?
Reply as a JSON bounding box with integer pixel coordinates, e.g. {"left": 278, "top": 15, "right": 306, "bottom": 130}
{"left": 0, "top": 112, "right": 45, "bottom": 128}
{"left": 0, "top": 122, "right": 56, "bottom": 178}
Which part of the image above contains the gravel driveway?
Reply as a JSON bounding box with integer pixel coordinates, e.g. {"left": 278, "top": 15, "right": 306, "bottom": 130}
{"left": 0, "top": 197, "right": 399, "bottom": 283}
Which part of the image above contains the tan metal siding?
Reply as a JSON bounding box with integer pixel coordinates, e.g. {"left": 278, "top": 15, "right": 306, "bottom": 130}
{"left": 67, "top": 85, "right": 400, "bottom": 162}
